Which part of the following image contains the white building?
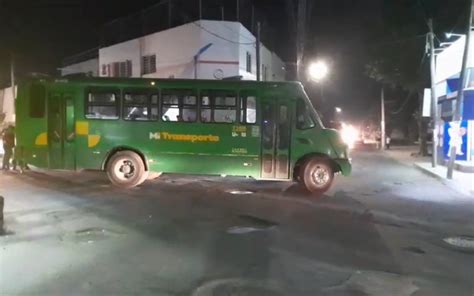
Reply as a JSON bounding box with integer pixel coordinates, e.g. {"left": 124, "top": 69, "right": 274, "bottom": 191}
{"left": 0, "top": 86, "right": 16, "bottom": 125}
{"left": 435, "top": 33, "right": 474, "bottom": 97}
{"left": 63, "top": 20, "right": 286, "bottom": 81}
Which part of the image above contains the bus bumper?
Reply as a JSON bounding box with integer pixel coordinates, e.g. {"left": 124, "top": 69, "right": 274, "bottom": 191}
{"left": 334, "top": 158, "right": 352, "bottom": 176}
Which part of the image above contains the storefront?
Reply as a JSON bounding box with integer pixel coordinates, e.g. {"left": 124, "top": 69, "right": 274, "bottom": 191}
{"left": 435, "top": 33, "right": 474, "bottom": 169}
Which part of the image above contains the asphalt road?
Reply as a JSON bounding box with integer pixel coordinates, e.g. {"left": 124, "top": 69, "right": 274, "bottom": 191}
{"left": 1, "top": 149, "right": 473, "bottom": 295}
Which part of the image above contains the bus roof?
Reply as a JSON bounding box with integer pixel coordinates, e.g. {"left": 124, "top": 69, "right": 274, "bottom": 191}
{"left": 24, "top": 76, "right": 303, "bottom": 89}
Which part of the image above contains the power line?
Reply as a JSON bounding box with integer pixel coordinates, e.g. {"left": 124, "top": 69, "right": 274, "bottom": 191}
{"left": 417, "top": 0, "right": 431, "bottom": 29}
{"left": 221, "top": 23, "right": 255, "bottom": 43}
{"left": 191, "top": 21, "right": 255, "bottom": 45}
{"left": 390, "top": 51, "right": 426, "bottom": 115}
{"left": 368, "top": 34, "right": 427, "bottom": 49}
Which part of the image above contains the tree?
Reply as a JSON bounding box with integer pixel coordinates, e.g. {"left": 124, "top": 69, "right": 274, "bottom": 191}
{"left": 365, "top": 0, "right": 466, "bottom": 155}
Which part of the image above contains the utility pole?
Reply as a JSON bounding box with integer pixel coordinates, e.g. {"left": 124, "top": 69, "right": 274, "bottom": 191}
{"left": 256, "top": 22, "right": 261, "bottom": 81}
{"left": 296, "top": 0, "right": 307, "bottom": 81}
{"left": 199, "top": 0, "right": 202, "bottom": 20}
{"left": 251, "top": 5, "right": 255, "bottom": 33}
{"left": 236, "top": 0, "right": 240, "bottom": 22}
{"left": 381, "top": 87, "right": 386, "bottom": 150}
{"left": 428, "top": 19, "right": 438, "bottom": 167}
{"left": 447, "top": 0, "right": 473, "bottom": 179}
{"left": 221, "top": 6, "right": 224, "bottom": 21}
{"left": 10, "top": 54, "right": 15, "bottom": 100}
{"left": 168, "top": 0, "right": 172, "bottom": 28}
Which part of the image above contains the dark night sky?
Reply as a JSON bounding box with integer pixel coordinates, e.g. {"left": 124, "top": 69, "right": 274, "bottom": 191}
{"left": 0, "top": 0, "right": 469, "bottom": 123}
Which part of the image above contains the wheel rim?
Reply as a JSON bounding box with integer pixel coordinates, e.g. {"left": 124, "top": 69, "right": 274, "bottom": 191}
{"left": 311, "top": 165, "right": 330, "bottom": 187}
{"left": 113, "top": 158, "right": 136, "bottom": 181}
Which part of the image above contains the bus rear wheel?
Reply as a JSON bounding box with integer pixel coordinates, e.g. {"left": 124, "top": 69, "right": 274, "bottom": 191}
{"left": 299, "top": 157, "right": 334, "bottom": 195}
{"left": 106, "top": 151, "right": 148, "bottom": 188}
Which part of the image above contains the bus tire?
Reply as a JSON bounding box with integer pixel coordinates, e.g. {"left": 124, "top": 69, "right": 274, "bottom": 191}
{"left": 106, "top": 151, "right": 147, "bottom": 188}
{"left": 299, "top": 157, "right": 334, "bottom": 195}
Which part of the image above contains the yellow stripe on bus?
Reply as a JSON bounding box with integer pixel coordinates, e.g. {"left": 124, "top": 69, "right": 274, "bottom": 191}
{"left": 88, "top": 135, "right": 101, "bottom": 148}
{"left": 76, "top": 121, "right": 89, "bottom": 136}
{"left": 35, "top": 132, "right": 48, "bottom": 146}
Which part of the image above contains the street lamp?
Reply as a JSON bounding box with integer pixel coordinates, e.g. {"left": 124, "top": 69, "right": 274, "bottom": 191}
{"left": 308, "top": 60, "right": 329, "bottom": 82}
{"left": 335, "top": 107, "right": 342, "bottom": 113}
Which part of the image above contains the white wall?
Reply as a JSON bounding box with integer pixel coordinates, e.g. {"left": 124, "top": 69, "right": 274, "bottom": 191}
{"left": 0, "top": 86, "right": 16, "bottom": 124}
{"left": 436, "top": 33, "right": 474, "bottom": 83}
{"left": 195, "top": 20, "right": 241, "bottom": 79}
{"left": 98, "top": 20, "right": 285, "bottom": 81}
{"left": 61, "top": 58, "right": 99, "bottom": 77}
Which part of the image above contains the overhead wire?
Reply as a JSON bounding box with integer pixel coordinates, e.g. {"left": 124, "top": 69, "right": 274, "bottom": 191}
{"left": 390, "top": 51, "right": 427, "bottom": 115}
{"left": 191, "top": 21, "right": 255, "bottom": 45}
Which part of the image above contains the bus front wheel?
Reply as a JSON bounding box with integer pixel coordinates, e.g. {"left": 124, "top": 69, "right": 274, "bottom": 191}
{"left": 299, "top": 157, "right": 334, "bottom": 195}
{"left": 106, "top": 151, "right": 148, "bottom": 188}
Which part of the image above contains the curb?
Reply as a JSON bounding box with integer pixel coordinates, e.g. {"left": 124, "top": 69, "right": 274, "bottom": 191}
{"left": 413, "top": 163, "right": 473, "bottom": 197}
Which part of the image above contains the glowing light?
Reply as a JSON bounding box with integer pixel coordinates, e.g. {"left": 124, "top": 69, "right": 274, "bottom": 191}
{"left": 335, "top": 107, "right": 342, "bottom": 113}
{"left": 308, "top": 61, "right": 329, "bottom": 82}
{"left": 340, "top": 123, "right": 359, "bottom": 149}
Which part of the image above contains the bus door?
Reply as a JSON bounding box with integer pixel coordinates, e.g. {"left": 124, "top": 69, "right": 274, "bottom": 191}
{"left": 260, "top": 98, "right": 291, "bottom": 179}
{"left": 47, "top": 92, "right": 75, "bottom": 170}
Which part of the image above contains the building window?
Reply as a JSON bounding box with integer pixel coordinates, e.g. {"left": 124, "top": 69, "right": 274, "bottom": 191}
{"left": 246, "top": 52, "right": 252, "bottom": 73}
{"left": 200, "top": 91, "right": 237, "bottom": 123}
{"left": 85, "top": 91, "right": 119, "bottom": 120}
{"left": 29, "top": 84, "right": 46, "bottom": 118}
{"left": 123, "top": 92, "right": 158, "bottom": 121}
{"left": 111, "top": 60, "right": 132, "bottom": 77}
{"left": 161, "top": 90, "right": 197, "bottom": 122}
{"left": 101, "top": 64, "right": 107, "bottom": 76}
{"left": 142, "top": 54, "right": 156, "bottom": 75}
{"left": 240, "top": 95, "right": 257, "bottom": 124}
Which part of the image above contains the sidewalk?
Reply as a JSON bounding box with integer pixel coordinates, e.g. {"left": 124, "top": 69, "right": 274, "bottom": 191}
{"left": 384, "top": 146, "right": 474, "bottom": 197}
{"left": 413, "top": 162, "right": 474, "bottom": 197}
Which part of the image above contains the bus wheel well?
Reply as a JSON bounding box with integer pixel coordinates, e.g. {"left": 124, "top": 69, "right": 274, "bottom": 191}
{"left": 293, "top": 153, "right": 341, "bottom": 181}
{"left": 103, "top": 147, "right": 148, "bottom": 171}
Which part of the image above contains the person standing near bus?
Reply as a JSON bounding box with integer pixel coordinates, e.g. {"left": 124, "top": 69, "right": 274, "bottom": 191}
{"left": 1, "top": 125, "right": 15, "bottom": 170}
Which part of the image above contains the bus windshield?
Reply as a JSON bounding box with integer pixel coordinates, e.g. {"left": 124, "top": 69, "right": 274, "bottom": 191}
{"left": 299, "top": 88, "right": 324, "bottom": 128}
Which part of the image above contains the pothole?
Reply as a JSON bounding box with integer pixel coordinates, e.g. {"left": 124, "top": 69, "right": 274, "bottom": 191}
{"left": 62, "top": 227, "right": 124, "bottom": 244}
{"left": 226, "top": 215, "right": 278, "bottom": 234}
{"left": 402, "top": 246, "right": 425, "bottom": 254}
{"left": 443, "top": 236, "right": 474, "bottom": 252}
{"left": 192, "top": 278, "right": 284, "bottom": 296}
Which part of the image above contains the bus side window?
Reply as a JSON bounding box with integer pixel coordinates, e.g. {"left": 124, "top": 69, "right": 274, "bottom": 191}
{"left": 85, "top": 91, "right": 119, "bottom": 120}
{"left": 161, "top": 90, "right": 197, "bottom": 122}
{"left": 123, "top": 93, "right": 148, "bottom": 121}
{"left": 200, "top": 90, "right": 237, "bottom": 123}
{"left": 296, "top": 98, "right": 315, "bottom": 130}
{"left": 240, "top": 95, "right": 257, "bottom": 124}
{"left": 29, "top": 84, "right": 46, "bottom": 118}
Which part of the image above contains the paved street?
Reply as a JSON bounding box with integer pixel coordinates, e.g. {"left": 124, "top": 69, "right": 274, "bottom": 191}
{"left": 1, "top": 148, "right": 474, "bottom": 295}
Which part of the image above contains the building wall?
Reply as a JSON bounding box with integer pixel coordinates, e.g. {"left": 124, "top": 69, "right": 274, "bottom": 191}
{"left": 61, "top": 58, "right": 99, "bottom": 77}
{"left": 436, "top": 33, "right": 474, "bottom": 83}
{"left": 0, "top": 86, "right": 16, "bottom": 125}
{"left": 98, "top": 20, "right": 285, "bottom": 81}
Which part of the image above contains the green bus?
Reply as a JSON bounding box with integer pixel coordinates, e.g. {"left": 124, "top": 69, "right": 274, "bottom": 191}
{"left": 15, "top": 77, "right": 351, "bottom": 194}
